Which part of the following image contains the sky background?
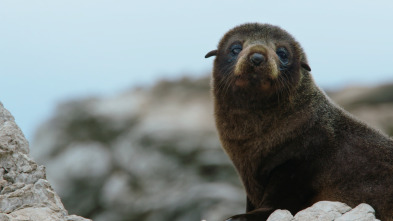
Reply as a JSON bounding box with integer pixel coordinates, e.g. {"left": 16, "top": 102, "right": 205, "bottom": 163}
{"left": 1, "top": 0, "right": 393, "bottom": 141}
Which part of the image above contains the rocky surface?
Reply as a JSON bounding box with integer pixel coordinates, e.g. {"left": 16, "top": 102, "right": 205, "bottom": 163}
{"left": 267, "top": 201, "right": 380, "bottom": 221}
{"left": 0, "top": 102, "right": 90, "bottom": 221}
{"left": 29, "top": 76, "right": 393, "bottom": 221}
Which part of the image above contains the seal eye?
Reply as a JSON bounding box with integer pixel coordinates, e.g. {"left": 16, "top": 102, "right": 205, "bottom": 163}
{"left": 276, "top": 48, "right": 289, "bottom": 65}
{"left": 230, "top": 44, "right": 242, "bottom": 56}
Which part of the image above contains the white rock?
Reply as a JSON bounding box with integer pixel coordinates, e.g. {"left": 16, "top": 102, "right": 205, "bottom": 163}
{"left": 294, "top": 201, "right": 351, "bottom": 221}
{"left": 267, "top": 209, "right": 294, "bottom": 221}
{"left": 268, "top": 201, "right": 380, "bottom": 221}
{"left": 336, "top": 203, "right": 378, "bottom": 221}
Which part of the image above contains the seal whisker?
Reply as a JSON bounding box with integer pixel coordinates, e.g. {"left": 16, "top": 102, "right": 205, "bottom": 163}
{"left": 279, "top": 71, "right": 292, "bottom": 103}
{"left": 220, "top": 65, "right": 236, "bottom": 96}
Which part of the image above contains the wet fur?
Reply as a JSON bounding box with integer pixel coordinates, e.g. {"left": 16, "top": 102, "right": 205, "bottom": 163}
{"left": 208, "top": 23, "right": 393, "bottom": 221}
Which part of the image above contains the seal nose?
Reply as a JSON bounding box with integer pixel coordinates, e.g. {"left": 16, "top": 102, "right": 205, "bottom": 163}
{"left": 250, "top": 53, "right": 265, "bottom": 66}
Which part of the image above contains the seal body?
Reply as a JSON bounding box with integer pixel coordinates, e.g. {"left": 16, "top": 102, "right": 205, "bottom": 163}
{"left": 205, "top": 23, "right": 393, "bottom": 221}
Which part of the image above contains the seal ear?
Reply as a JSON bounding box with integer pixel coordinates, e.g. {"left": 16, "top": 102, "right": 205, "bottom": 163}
{"left": 301, "top": 62, "right": 311, "bottom": 72}
{"left": 205, "top": 50, "right": 218, "bottom": 58}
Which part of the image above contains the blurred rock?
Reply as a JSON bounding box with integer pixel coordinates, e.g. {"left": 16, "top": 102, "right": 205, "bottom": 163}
{"left": 327, "top": 83, "right": 393, "bottom": 136}
{"left": 0, "top": 102, "right": 90, "bottom": 221}
{"left": 31, "top": 77, "right": 244, "bottom": 221}
{"left": 30, "top": 76, "right": 393, "bottom": 221}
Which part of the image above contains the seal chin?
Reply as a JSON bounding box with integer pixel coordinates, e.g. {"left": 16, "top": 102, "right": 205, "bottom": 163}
{"left": 234, "top": 77, "right": 249, "bottom": 87}
{"left": 260, "top": 79, "right": 273, "bottom": 91}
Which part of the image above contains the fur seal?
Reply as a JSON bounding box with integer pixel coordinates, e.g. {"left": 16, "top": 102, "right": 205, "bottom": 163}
{"left": 205, "top": 23, "right": 393, "bottom": 221}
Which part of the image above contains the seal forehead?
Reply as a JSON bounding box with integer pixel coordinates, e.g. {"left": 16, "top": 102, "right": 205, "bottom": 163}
{"left": 218, "top": 23, "right": 298, "bottom": 50}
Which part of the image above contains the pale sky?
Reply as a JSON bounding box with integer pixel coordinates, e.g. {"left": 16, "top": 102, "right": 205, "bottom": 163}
{"left": 1, "top": 0, "right": 393, "bottom": 140}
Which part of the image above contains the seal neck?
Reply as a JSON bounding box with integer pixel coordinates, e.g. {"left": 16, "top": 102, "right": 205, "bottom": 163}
{"left": 213, "top": 71, "right": 324, "bottom": 159}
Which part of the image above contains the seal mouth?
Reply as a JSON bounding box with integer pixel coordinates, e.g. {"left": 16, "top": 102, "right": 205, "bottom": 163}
{"left": 233, "top": 73, "right": 273, "bottom": 90}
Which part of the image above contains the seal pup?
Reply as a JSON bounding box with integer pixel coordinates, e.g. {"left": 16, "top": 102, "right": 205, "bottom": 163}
{"left": 205, "top": 23, "right": 393, "bottom": 221}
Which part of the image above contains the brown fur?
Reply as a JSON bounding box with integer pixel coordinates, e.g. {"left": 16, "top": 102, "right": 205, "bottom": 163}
{"left": 205, "top": 23, "right": 393, "bottom": 221}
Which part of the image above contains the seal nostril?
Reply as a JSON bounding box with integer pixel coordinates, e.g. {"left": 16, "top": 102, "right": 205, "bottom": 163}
{"left": 250, "top": 53, "right": 265, "bottom": 66}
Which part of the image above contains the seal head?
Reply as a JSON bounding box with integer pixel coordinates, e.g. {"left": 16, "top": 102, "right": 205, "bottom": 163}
{"left": 206, "top": 23, "right": 311, "bottom": 104}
